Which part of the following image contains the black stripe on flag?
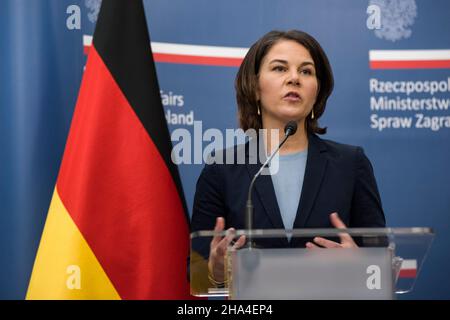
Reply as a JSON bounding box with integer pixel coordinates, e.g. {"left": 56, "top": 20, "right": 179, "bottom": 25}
{"left": 92, "top": 0, "right": 189, "bottom": 219}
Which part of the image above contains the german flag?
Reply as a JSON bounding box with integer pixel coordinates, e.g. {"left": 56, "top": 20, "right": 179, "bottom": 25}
{"left": 26, "top": 0, "right": 191, "bottom": 299}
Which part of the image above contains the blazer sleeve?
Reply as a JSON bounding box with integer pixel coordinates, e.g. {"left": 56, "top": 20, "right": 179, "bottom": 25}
{"left": 191, "top": 162, "right": 226, "bottom": 233}
{"left": 350, "top": 147, "right": 386, "bottom": 227}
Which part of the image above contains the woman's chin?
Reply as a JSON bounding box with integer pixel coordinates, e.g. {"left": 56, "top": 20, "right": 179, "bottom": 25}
{"left": 275, "top": 112, "right": 304, "bottom": 123}
{"left": 263, "top": 107, "right": 308, "bottom": 125}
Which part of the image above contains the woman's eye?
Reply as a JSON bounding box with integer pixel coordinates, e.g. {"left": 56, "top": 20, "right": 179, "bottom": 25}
{"left": 301, "top": 69, "right": 313, "bottom": 75}
{"left": 272, "top": 66, "right": 286, "bottom": 72}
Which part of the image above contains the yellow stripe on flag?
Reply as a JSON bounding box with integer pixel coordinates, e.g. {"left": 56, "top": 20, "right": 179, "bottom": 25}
{"left": 26, "top": 187, "right": 120, "bottom": 299}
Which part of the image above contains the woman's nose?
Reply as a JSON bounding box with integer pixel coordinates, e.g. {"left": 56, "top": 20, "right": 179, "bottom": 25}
{"left": 286, "top": 70, "right": 300, "bottom": 86}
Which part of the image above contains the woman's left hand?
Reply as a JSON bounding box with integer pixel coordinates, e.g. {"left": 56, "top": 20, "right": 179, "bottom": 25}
{"left": 306, "top": 212, "right": 358, "bottom": 249}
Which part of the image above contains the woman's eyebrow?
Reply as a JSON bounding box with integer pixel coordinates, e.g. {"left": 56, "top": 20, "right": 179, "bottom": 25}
{"left": 269, "top": 59, "right": 289, "bottom": 65}
{"left": 300, "top": 61, "right": 315, "bottom": 67}
{"left": 269, "top": 59, "right": 315, "bottom": 67}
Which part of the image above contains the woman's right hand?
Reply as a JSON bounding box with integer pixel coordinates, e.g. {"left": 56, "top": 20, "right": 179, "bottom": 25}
{"left": 208, "top": 217, "right": 246, "bottom": 284}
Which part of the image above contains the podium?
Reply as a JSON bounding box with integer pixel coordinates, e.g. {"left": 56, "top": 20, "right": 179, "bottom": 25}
{"left": 190, "top": 228, "right": 434, "bottom": 299}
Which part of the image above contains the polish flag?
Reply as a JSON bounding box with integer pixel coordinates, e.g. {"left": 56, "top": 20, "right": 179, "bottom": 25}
{"left": 370, "top": 49, "right": 450, "bottom": 69}
{"left": 399, "top": 259, "right": 417, "bottom": 279}
{"left": 84, "top": 35, "right": 248, "bottom": 67}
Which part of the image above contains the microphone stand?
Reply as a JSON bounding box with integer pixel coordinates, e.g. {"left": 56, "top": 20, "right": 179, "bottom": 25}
{"left": 245, "top": 123, "right": 297, "bottom": 248}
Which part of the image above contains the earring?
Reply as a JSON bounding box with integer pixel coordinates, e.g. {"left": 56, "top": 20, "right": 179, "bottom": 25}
{"left": 311, "top": 109, "right": 315, "bottom": 119}
{"left": 257, "top": 105, "right": 261, "bottom": 116}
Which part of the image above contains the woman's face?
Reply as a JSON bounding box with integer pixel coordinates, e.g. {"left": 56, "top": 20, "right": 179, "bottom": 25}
{"left": 257, "top": 40, "right": 319, "bottom": 126}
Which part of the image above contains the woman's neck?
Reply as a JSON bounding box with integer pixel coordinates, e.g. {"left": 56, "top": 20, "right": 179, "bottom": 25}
{"left": 262, "top": 118, "right": 308, "bottom": 155}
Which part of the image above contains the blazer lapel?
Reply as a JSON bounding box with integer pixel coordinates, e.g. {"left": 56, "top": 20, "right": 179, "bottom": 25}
{"left": 245, "top": 139, "right": 285, "bottom": 230}
{"left": 293, "top": 134, "right": 328, "bottom": 228}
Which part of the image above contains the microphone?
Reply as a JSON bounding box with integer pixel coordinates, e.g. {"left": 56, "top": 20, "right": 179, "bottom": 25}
{"left": 245, "top": 121, "right": 298, "bottom": 248}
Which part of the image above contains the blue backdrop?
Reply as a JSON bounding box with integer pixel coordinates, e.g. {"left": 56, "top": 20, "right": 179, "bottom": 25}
{"left": 1, "top": 0, "right": 449, "bottom": 299}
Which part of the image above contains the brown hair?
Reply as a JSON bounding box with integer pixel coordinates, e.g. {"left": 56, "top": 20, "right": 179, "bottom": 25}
{"left": 235, "top": 30, "right": 334, "bottom": 134}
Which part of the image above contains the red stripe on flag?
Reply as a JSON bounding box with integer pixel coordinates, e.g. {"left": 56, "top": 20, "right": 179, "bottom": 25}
{"left": 84, "top": 46, "right": 243, "bottom": 67}
{"left": 153, "top": 53, "right": 243, "bottom": 67}
{"left": 399, "top": 269, "right": 417, "bottom": 278}
{"left": 57, "top": 45, "right": 190, "bottom": 299}
{"left": 370, "top": 60, "right": 450, "bottom": 69}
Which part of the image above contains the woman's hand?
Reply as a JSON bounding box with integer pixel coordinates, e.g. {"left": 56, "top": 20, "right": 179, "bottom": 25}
{"left": 306, "top": 212, "right": 358, "bottom": 249}
{"left": 208, "top": 217, "right": 246, "bottom": 284}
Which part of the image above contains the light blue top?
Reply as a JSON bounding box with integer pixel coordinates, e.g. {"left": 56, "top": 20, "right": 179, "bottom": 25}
{"left": 270, "top": 150, "right": 308, "bottom": 231}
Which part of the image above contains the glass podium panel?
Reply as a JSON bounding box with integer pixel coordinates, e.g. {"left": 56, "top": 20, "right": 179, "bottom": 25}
{"left": 190, "top": 228, "right": 434, "bottom": 299}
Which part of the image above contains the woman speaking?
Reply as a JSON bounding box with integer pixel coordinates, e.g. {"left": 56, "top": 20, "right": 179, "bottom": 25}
{"left": 190, "top": 30, "right": 385, "bottom": 285}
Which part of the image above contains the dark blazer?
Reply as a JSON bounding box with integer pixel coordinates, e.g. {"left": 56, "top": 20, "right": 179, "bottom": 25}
{"left": 191, "top": 133, "right": 385, "bottom": 248}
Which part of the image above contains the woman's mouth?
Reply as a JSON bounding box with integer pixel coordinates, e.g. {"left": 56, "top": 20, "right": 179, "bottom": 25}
{"left": 283, "top": 91, "right": 301, "bottom": 102}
